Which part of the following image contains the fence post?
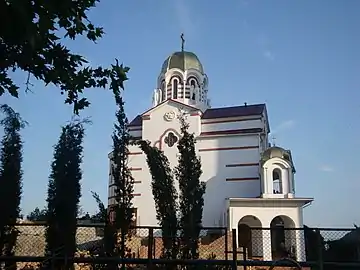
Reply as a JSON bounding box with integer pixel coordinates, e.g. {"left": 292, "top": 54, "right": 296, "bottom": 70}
{"left": 225, "top": 228, "right": 229, "bottom": 260}
{"left": 148, "top": 227, "right": 154, "bottom": 269}
{"left": 232, "top": 229, "right": 237, "bottom": 270}
{"left": 316, "top": 229, "right": 324, "bottom": 270}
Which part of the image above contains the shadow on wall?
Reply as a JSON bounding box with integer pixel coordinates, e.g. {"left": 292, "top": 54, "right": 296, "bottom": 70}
{"left": 203, "top": 176, "right": 223, "bottom": 226}
{"left": 201, "top": 136, "right": 261, "bottom": 227}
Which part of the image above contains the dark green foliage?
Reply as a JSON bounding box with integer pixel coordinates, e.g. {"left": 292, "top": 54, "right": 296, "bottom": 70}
{"left": 88, "top": 192, "right": 111, "bottom": 270}
{"left": 303, "top": 225, "right": 360, "bottom": 270}
{"left": 303, "top": 226, "right": 324, "bottom": 263}
{"left": 26, "top": 207, "right": 48, "bottom": 222}
{"left": 78, "top": 212, "right": 91, "bottom": 220}
{"left": 0, "top": 104, "right": 26, "bottom": 269}
{"left": 174, "top": 114, "right": 206, "bottom": 260}
{"left": 44, "top": 120, "right": 85, "bottom": 269}
{"left": 0, "top": 0, "right": 129, "bottom": 113}
{"left": 324, "top": 227, "right": 360, "bottom": 267}
{"left": 91, "top": 191, "right": 107, "bottom": 223}
{"left": 138, "top": 140, "right": 179, "bottom": 259}
{"left": 110, "top": 92, "right": 134, "bottom": 261}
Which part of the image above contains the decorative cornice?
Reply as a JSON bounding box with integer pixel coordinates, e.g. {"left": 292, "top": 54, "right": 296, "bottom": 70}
{"left": 198, "top": 146, "right": 259, "bottom": 152}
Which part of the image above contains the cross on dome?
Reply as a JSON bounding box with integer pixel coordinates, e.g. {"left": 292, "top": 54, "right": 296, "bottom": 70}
{"left": 181, "top": 33, "right": 185, "bottom": 52}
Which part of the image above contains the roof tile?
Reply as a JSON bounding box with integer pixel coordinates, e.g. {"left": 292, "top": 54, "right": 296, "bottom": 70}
{"left": 202, "top": 104, "right": 265, "bottom": 119}
{"left": 128, "top": 115, "right": 142, "bottom": 127}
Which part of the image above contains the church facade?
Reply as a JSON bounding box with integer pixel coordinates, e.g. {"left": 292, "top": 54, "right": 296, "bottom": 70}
{"left": 108, "top": 48, "right": 313, "bottom": 261}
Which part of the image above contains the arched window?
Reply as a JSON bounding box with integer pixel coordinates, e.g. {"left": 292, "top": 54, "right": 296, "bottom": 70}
{"left": 190, "top": 80, "right": 196, "bottom": 100}
{"left": 161, "top": 81, "right": 166, "bottom": 101}
{"left": 173, "top": 79, "right": 178, "bottom": 99}
{"left": 272, "top": 169, "right": 283, "bottom": 194}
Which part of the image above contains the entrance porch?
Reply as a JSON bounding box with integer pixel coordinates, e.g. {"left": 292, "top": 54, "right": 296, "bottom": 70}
{"left": 227, "top": 197, "right": 312, "bottom": 262}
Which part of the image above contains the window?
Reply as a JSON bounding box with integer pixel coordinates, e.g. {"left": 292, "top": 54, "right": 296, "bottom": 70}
{"left": 272, "top": 169, "right": 283, "bottom": 194}
{"left": 161, "top": 81, "right": 166, "bottom": 101}
{"left": 130, "top": 208, "right": 137, "bottom": 227}
{"left": 164, "top": 132, "right": 178, "bottom": 147}
{"left": 108, "top": 207, "right": 137, "bottom": 228}
{"left": 190, "top": 79, "right": 196, "bottom": 100}
{"left": 173, "top": 79, "right": 178, "bottom": 99}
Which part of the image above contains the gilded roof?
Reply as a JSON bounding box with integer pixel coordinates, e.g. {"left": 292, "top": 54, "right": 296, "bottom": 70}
{"left": 261, "top": 146, "right": 296, "bottom": 173}
{"left": 161, "top": 51, "right": 204, "bottom": 73}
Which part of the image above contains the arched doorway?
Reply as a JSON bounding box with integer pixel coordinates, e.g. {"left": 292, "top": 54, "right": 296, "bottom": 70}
{"left": 238, "top": 216, "right": 263, "bottom": 259}
{"left": 270, "top": 215, "right": 296, "bottom": 259}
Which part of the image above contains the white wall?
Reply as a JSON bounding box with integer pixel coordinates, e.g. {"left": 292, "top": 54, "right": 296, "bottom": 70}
{"left": 197, "top": 134, "right": 262, "bottom": 226}
{"left": 201, "top": 117, "right": 263, "bottom": 133}
{"left": 108, "top": 100, "right": 267, "bottom": 228}
{"left": 129, "top": 128, "right": 142, "bottom": 138}
{"left": 229, "top": 202, "right": 306, "bottom": 261}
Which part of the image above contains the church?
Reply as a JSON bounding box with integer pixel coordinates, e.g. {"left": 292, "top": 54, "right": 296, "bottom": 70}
{"left": 107, "top": 42, "right": 314, "bottom": 261}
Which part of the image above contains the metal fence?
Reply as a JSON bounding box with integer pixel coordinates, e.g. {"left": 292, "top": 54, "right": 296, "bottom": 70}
{"left": 235, "top": 227, "right": 360, "bottom": 269}
{"left": 2, "top": 223, "right": 360, "bottom": 269}
{"left": 11, "top": 223, "right": 229, "bottom": 260}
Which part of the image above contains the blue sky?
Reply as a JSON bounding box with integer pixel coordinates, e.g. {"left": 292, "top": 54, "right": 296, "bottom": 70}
{"left": 2, "top": 0, "right": 359, "bottom": 227}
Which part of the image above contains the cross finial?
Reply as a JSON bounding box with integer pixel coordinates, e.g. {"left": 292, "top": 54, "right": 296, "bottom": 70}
{"left": 271, "top": 135, "right": 277, "bottom": 146}
{"left": 181, "top": 33, "right": 185, "bottom": 52}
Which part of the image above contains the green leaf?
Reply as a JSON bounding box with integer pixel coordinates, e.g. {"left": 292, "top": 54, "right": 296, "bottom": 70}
{"left": 1, "top": 0, "right": 130, "bottom": 113}
{"left": 8, "top": 85, "right": 19, "bottom": 98}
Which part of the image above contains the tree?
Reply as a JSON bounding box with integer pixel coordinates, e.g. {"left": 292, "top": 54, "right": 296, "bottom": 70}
{"left": 45, "top": 120, "right": 86, "bottom": 269}
{"left": 174, "top": 114, "right": 206, "bottom": 260}
{"left": 0, "top": 105, "right": 26, "bottom": 268}
{"left": 110, "top": 92, "right": 134, "bottom": 264}
{"left": 0, "top": 0, "right": 129, "bottom": 114}
{"left": 87, "top": 191, "right": 109, "bottom": 270}
{"left": 138, "top": 140, "right": 179, "bottom": 259}
{"left": 91, "top": 191, "right": 107, "bottom": 223}
{"left": 78, "top": 212, "right": 91, "bottom": 220}
{"left": 26, "top": 207, "right": 48, "bottom": 222}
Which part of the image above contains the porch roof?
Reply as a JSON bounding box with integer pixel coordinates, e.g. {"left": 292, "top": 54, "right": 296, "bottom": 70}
{"left": 227, "top": 197, "right": 313, "bottom": 208}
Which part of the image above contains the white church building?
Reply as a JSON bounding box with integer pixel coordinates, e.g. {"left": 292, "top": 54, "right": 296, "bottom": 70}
{"left": 108, "top": 47, "right": 314, "bottom": 261}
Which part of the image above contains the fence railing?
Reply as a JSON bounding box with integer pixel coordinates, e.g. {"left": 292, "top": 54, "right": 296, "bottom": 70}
{"left": 1, "top": 222, "right": 360, "bottom": 269}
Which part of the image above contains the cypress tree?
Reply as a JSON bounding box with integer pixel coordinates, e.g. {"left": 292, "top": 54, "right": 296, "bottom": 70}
{"left": 174, "top": 114, "right": 206, "bottom": 260}
{"left": 0, "top": 105, "right": 26, "bottom": 269}
{"left": 91, "top": 191, "right": 107, "bottom": 223}
{"left": 111, "top": 93, "right": 134, "bottom": 263}
{"left": 45, "top": 120, "right": 85, "bottom": 269}
{"left": 138, "top": 140, "right": 179, "bottom": 259}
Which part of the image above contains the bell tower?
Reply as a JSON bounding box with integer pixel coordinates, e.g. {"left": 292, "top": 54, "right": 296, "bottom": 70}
{"left": 151, "top": 34, "right": 210, "bottom": 112}
{"left": 260, "top": 146, "right": 296, "bottom": 198}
